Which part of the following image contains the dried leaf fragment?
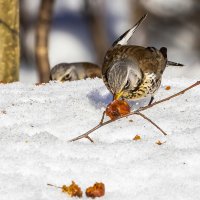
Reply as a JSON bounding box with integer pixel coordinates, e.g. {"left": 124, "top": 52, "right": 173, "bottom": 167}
{"left": 86, "top": 182, "right": 105, "bottom": 198}
{"left": 156, "top": 140, "right": 166, "bottom": 145}
{"left": 62, "top": 181, "right": 82, "bottom": 198}
{"left": 105, "top": 100, "right": 130, "bottom": 120}
{"left": 133, "top": 135, "right": 141, "bottom": 141}
{"left": 165, "top": 86, "right": 171, "bottom": 90}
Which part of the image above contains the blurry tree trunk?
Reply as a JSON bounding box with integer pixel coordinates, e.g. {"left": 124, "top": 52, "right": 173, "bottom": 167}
{"left": 84, "top": 0, "right": 108, "bottom": 65}
{"left": 35, "top": 0, "right": 54, "bottom": 83}
{"left": 20, "top": 0, "right": 30, "bottom": 64}
{"left": 0, "top": 0, "right": 19, "bottom": 83}
{"left": 130, "top": 0, "right": 147, "bottom": 45}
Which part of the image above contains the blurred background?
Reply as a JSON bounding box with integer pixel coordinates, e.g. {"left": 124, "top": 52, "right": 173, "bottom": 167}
{"left": 20, "top": 0, "right": 200, "bottom": 83}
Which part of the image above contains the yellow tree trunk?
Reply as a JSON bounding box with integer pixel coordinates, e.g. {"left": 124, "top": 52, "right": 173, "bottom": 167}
{"left": 0, "top": 0, "right": 19, "bottom": 83}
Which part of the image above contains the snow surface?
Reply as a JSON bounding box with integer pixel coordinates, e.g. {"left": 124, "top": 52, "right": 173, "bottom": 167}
{"left": 0, "top": 68, "right": 200, "bottom": 200}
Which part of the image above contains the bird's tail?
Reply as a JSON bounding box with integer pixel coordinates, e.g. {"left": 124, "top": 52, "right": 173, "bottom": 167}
{"left": 167, "top": 61, "right": 184, "bottom": 67}
{"left": 112, "top": 13, "right": 148, "bottom": 47}
{"left": 159, "top": 47, "right": 184, "bottom": 66}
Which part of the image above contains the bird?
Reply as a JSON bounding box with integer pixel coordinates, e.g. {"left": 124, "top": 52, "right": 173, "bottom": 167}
{"left": 50, "top": 62, "right": 101, "bottom": 82}
{"left": 102, "top": 14, "right": 183, "bottom": 105}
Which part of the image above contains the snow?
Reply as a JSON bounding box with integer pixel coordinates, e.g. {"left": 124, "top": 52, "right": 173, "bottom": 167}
{"left": 0, "top": 67, "right": 200, "bottom": 200}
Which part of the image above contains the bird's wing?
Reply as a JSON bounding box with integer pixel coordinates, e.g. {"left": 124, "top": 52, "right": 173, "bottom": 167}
{"left": 130, "top": 46, "right": 167, "bottom": 76}
{"left": 112, "top": 13, "right": 147, "bottom": 47}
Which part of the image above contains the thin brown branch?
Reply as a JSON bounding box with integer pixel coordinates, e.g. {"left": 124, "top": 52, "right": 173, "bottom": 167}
{"left": 35, "top": 0, "right": 54, "bottom": 83}
{"left": 69, "top": 123, "right": 101, "bottom": 142}
{"left": 85, "top": 135, "right": 94, "bottom": 143}
{"left": 138, "top": 81, "right": 200, "bottom": 112}
{"left": 100, "top": 111, "right": 106, "bottom": 124}
{"left": 68, "top": 81, "right": 200, "bottom": 142}
{"left": 69, "top": 117, "right": 116, "bottom": 142}
{"left": 134, "top": 112, "right": 167, "bottom": 135}
{"left": 47, "top": 183, "right": 62, "bottom": 189}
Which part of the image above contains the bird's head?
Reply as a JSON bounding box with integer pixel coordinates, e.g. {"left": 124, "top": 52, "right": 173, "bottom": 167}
{"left": 107, "top": 60, "right": 142, "bottom": 100}
{"left": 50, "top": 63, "right": 78, "bottom": 82}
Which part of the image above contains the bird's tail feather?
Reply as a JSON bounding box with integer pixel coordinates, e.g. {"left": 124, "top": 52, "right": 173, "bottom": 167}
{"left": 112, "top": 13, "right": 148, "bottom": 47}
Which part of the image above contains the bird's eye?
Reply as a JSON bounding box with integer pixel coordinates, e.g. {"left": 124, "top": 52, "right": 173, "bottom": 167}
{"left": 62, "top": 74, "right": 71, "bottom": 81}
{"left": 124, "top": 80, "right": 130, "bottom": 89}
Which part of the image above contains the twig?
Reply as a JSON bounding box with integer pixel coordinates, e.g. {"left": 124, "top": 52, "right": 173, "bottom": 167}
{"left": 100, "top": 111, "right": 106, "bottom": 124}
{"left": 68, "top": 81, "right": 200, "bottom": 142}
{"left": 47, "top": 183, "right": 62, "bottom": 189}
{"left": 134, "top": 112, "right": 167, "bottom": 135}
{"left": 69, "top": 123, "right": 102, "bottom": 142}
{"left": 138, "top": 81, "right": 200, "bottom": 112}
{"left": 85, "top": 135, "right": 94, "bottom": 143}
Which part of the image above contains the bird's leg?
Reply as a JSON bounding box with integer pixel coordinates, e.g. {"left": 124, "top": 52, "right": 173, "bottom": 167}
{"left": 148, "top": 96, "right": 154, "bottom": 106}
{"left": 139, "top": 96, "right": 154, "bottom": 110}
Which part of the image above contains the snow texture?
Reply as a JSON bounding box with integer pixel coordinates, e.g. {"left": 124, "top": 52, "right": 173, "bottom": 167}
{"left": 0, "top": 68, "right": 200, "bottom": 200}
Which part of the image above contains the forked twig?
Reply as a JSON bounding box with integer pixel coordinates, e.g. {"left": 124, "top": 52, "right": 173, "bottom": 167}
{"left": 69, "top": 81, "right": 200, "bottom": 142}
{"left": 85, "top": 135, "right": 94, "bottom": 143}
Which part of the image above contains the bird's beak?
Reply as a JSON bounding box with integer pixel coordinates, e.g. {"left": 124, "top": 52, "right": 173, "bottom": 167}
{"left": 114, "top": 91, "right": 124, "bottom": 100}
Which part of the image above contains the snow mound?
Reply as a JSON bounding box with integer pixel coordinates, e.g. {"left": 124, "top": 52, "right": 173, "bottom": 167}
{"left": 0, "top": 71, "right": 200, "bottom": 200}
